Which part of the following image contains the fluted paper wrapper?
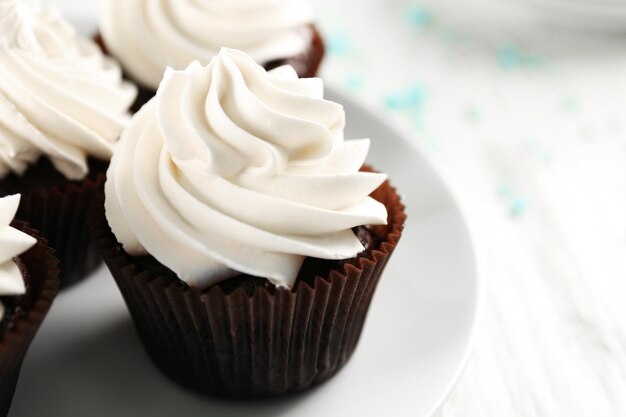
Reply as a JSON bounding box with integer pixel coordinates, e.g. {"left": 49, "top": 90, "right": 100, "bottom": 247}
{"left": 93, "top": 179, "right": 405, "bottom": 399}
{"left": 264, "top": 24, "right": 325, "bottom": 79}
{"left": 0, "top": 223, "right": 60, "bottom": 416}
{"left": 0, "top": 160, "right": 106, "bottom": 288}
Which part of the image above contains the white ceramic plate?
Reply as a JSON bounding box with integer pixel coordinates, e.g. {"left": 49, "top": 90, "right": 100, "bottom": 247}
{"left": 9, "top": 3, "right": 482, "bottom": 416}
{"left": 9, "top": 89, "right": 481, "bottom": 417}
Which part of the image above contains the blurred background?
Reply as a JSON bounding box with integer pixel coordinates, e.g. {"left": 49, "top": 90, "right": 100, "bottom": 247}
{"left": 313, "top": 0, "right": 626, "bottom": 416}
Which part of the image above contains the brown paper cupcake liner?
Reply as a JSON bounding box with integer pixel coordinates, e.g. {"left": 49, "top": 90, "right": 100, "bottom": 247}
{"left": 92, "top": 176, "right": 405, "bottom": 399}
{"left": 0, "top": 158, "right": 107, "bottom": 288}
{"left": 264, "top": 24, "right": 325, "bottom": 79}
{"left": 0, "top": 222, "right": 60, "bottom": 416}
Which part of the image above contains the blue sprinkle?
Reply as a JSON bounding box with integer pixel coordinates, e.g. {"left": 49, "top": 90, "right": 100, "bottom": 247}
{"left": 407, "top": 5, "right": 432, "bottom": 27}
{"left": 385, "top": 86, "right": 425, "bottom": 110}
{"left": 385, "top": 94, "right": 404, "bottom": 110}
{"left": 345, "top": 74, "right": 364, "bottom": 91}
{"left": 466, "top": 105, "right": 481, "bottom": 122}
{"left": 498, "top": 44, "right": 522, "bottom": 69}
{"left": 497, "top": 183, "right": 512, "bottom": 199}
{"left": 327, "top": 32, "right": 350, "bottom": 56}
{"left": 561, "top": 96, "right": 578, "bottom": 113}
{"left": 405, "top": 86, "right": 425, "bottom": 107}
{"left": 497, "top": 44, "right": 546, "bottom": 70}
{"left": 510, "top": 196, "right": 528, "bottom": 217}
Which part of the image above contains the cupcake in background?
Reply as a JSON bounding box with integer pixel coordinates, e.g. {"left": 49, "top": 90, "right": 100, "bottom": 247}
{"left": 0, "top": 0, "right": 137, "bottom": 287}
{"left": 97, "top": 0, "right": 324, "bottom": 111}
{"left": 0, "top": 195, "right": 59, "bottom": 417}
{"left": 92, "top": 48, "right": 405, "bottom": 399}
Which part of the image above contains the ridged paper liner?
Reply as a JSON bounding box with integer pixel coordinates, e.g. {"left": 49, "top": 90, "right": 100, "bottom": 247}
{"left": 0, "top": 222, "right": 60, "bottom": 416}
{"left": 92, "top": 177, "right": 405, "bottom": 399}
{"left": 264, "top": 24, "right": 325, "bottom": 79}
{"left": 94, "top": 25, "right": 325, "bottom": 114}
{"left": 0, "top": 159, "right": 106, "bottom": 288}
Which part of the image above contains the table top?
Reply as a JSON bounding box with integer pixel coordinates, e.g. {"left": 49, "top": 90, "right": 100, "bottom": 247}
{"left": 312, "top": 0, "right": 626, "bottom": 415}
{"left": 29, "top": 0, "right": 626, "bottom": 415}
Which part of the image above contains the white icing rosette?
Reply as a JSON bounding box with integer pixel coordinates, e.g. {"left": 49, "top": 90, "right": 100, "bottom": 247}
{"left": 106, "top": 48, "right": 388, "bottom": 289}
{"left": 0, "top": 194, "right": 36, "bottom": 320}
{"left": 100, "top": 0, "right": 315, "bottom": 89}
{"left": 0, "top": 0, "right": 136, "bottom": 180}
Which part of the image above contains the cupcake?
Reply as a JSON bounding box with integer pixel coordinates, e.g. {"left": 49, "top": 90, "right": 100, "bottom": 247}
{"left": 0, "top": 0, "right": 137, "bottom": 288}
{"left": 0, "top": 195, "right": 59, "bottom": 416}
{"left": 97, "top": 0, "right": 324, "bottom": 112}
{"left": 92, "top": 48, "right": 405, "bottom": 398}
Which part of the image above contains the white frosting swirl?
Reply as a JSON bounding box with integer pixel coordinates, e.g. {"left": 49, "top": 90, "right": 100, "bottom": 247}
{"left": 0, "top": 194, "right": 36, "bottom": 321}
{"left": 106, "top": 48, "right": 388, "bottom": 289}
{"left": 100, "top": 0, "right": 315, "bottom": 90}
{"left": 0, "top": 0, "right": 137, "bottom": 180}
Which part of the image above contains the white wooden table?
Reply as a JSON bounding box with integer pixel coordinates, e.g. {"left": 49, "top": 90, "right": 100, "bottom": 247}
{"left": 313, "top": 0, "right": 626, "bottom": 415}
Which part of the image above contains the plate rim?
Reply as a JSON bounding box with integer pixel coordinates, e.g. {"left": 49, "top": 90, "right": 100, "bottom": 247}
{"left": 327, "top": 83, "right": 486, "bottom": 417}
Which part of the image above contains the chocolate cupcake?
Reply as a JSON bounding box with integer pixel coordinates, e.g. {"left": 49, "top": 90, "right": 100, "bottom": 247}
{"left": 0, "top": 0, "right": 137, "bottom": 287}
{"left": 0, "top": 195, "right": 59, "bottom": 416}
{"left": 98, "top": 0, "right": 324, "bottom": 112}
{"left": 93, "top": 48, "right": 405, "bottom": 398}
{"left": 92, "top": 49, "right": 406, "bottom": 398}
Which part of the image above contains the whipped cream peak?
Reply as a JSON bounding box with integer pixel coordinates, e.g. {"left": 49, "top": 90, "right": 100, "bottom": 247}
{"left": 100, "top": 0, "right": 315, "bottom": 89}
{"left": 106, "top": 48, "right": 388, "bottom": 290}
{"left": 157, "top": 49, "right": 344, "bottom": 177}
{"left": 0, "top": 194, "right": 36, "bottom": 320}
{"left": 0, "top": 0, "right": 137, "bottom": 180}
{"left": 0, "top": 0, "right": 58, "bottom": 53}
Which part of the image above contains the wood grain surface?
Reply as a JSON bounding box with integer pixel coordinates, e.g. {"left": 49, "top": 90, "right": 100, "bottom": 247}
{"left": 314, "top": 0, "right": 626, "bottom": 415}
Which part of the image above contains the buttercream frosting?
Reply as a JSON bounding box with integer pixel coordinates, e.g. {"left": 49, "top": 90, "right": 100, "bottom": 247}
{"left": 105, "top": 48, "right": 388, "bottom": 290}
{"left": 100, "top": 0, "right": 315, "bottom": 90}
{"left": 0, "top": 0, "right": 137, "bottom": 180}
{"left": 0, "top": 194, "right": 36, "bottom": 321}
